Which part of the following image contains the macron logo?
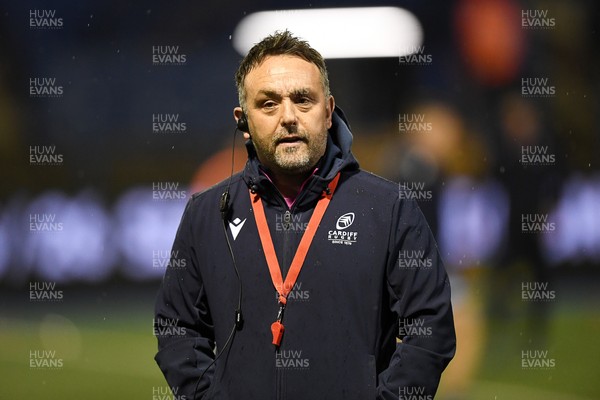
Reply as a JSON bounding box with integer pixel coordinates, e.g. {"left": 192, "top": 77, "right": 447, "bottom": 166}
{"left": 336, "top": 212, "right": 355, "bottom": 230}
{"left": 229, "top": 217, "right": 246, "bottom": 240}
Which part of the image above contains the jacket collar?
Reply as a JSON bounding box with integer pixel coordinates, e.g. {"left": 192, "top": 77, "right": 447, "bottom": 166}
{"left": 242, "top": 106, "right": 359, "bottom": 210}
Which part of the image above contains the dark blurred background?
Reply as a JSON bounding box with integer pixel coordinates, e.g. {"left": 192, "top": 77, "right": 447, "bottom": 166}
{"left": 1, "top": 0, "right": 599, "bottom": 399}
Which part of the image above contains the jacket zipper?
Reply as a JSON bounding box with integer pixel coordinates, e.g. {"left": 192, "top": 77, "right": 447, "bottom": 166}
{"left": 276, "top": 361, "right": 283, "bottom": 400}
{"left": 267, "top": 182, "right": 307, "bottom": 400}
{"left": 277, "top": 209, "right": 292, "bottom": 400}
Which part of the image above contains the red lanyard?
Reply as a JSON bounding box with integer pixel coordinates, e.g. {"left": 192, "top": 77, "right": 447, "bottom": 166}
{"left": 250, "top": 172, "right": 341, "bottom": 346}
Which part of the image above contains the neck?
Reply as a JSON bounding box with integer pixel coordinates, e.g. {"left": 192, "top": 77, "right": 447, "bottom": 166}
{"left": 269, "top": 169, "right": 312, "bottom": 199}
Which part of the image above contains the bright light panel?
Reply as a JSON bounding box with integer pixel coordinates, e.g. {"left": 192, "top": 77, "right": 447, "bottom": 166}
{"left": 232, "top": 7, "right": 423, "bottom": 59}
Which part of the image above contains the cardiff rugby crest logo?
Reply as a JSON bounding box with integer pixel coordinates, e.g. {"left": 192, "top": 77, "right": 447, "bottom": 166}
{"left": 335, "top": 212, "right": 355, "bottom": 230}
{"left": 329, "top": 212, "right": 358, "bottom": 245}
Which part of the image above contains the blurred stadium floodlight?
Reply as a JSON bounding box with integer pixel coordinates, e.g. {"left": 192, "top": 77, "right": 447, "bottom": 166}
{"left": 232, "top": 7, "right": 423, "bottom": 59}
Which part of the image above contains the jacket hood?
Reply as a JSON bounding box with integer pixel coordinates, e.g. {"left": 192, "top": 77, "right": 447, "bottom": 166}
{"left": 242, "top": 106, "right": 359, "bottom": 208}
{"left": 320, "top": 105, "right": 360, "bottom": 180}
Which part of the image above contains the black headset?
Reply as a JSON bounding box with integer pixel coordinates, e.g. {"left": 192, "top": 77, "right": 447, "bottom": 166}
{"left": 236, "top": 111, "right": 249, "bottom": 133}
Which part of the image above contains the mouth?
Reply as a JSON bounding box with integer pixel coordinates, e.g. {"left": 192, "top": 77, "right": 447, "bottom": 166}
{"left": 276, "top": 136, "right": 306, "bottom": 145}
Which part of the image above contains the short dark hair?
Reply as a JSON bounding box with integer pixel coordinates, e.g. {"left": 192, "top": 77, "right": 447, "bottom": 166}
{"left": 235, "top": 30, "right": 331, "bottom": 109}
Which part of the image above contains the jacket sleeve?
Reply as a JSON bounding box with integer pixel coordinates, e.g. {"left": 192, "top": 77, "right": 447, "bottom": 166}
{"left": 377, "top": 198, "right": 456, "bottom": 399}
{"left": 154, "top": 197, "right": 216, "bottom": 399}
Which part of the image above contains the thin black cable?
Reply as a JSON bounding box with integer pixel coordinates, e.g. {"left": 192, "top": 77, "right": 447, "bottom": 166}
{"left": 193, "top": 126, "right": 243, "bottom": 400}
{"left": 192, "top": 221, "right": 241, "bottom": 399}
{"left": 225, "top": 218, "right": 244, "bottom": 328}
{"left": 226, "top": 126, "right": 236, "bottom": 195}
{"left": 223, "top": 125, "right": 243, "bottom": 327}
{"left": 192, "top": 312, "right": 237, "bottom": 400}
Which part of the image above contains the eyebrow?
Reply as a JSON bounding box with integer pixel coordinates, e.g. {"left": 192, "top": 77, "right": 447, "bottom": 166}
{"left": 256, "top": 88, "right": 313, "bottom": 99}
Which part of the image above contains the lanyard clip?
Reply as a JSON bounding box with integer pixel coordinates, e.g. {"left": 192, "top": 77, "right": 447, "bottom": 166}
{"left": 276, "top": 303, "right": 286, "bottom": 322}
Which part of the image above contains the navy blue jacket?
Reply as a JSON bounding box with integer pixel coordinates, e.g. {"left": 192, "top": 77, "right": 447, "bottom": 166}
{"left": 154, "top": 108, "right": 456, "bottom": 399}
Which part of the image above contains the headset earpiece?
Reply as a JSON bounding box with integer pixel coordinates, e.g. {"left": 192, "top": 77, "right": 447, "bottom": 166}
{"left": 237, "top": 112, "right": 249, "bottom": 133}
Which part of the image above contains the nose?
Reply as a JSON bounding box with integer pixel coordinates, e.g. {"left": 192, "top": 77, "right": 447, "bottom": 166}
{"left": 280, "top": 99, "right": 297, "bottom": 131}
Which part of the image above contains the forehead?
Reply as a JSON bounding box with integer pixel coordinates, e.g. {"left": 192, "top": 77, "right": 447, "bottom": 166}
{"left": 244, "top": 55, "right": 322, "bottom": 96}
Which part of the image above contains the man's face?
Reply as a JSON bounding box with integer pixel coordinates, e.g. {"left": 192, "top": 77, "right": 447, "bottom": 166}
{"left": 236, "top": 55, "right": 335, "bottom": 176}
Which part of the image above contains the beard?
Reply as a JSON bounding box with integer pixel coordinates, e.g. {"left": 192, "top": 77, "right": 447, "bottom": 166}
{"left": 253, "top": 129, "right": 327, "bottom": 175}
{"left": 274, "top": 141, "right": 311, "bottom": 171}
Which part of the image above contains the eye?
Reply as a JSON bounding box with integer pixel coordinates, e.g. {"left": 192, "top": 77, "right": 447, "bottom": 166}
{"left": 262, "top": 100, "right": 277, "bottom": 110}
{"left": 296, "top": 97, "right": 313, "bottom": 109}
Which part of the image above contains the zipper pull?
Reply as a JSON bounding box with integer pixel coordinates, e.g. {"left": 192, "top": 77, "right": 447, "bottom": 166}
{"left": 283, "top": 210, "right": 291, "bottom": 230}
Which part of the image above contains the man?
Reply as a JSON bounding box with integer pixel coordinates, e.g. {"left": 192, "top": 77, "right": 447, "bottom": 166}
{"left": 155, "top": 31, "right": 455, "bottom": 400}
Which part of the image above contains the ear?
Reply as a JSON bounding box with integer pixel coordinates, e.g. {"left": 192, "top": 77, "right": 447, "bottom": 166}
{"left": 325, "top": 96, "right": 335, "bottom": 129}
{"left": 233, "top": 107, "right": 251, "bottom": 140}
